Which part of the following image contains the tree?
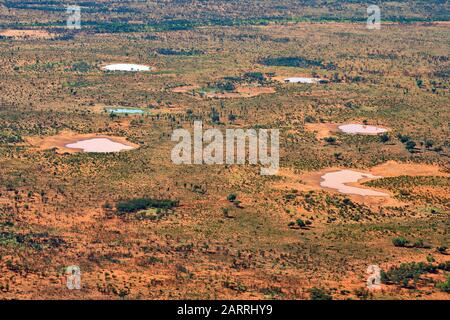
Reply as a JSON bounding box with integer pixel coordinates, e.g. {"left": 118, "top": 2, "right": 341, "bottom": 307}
{"left": 244, "top": 72, "right": 265, "bottom": 82}
{"left": 209, "top": 107, "right": 220, "bottom": 123}
{"left": 416, "top": 78, "right": 424, "bottom": 88}
{"left": 436, "top": 246, "right": 447, "bottom": 254}
{"left": 379, "top": 133, "right": 390, "bottom": 143}
{"left": 334, "top": 152, "right": 343, "bottom": 160}
{"left": 296, "top": 219, "right": 306, "bottom": 228}
{"left": 397, "top": 134, "right": 410, "bottom": 143}
{"left": 425, "top": 140, "right": 434, "bottom": 149}
{"left": 304, "top": 115, "right": 316, "bottom": 123}
{"left": 228, "top": 113, "right": 237, "bottom": 122}
{"left": 405, "top": 140, "right": 416, "bottom": 151}
{"left": 324, "top": 136, "right": 336, "bottom": 144}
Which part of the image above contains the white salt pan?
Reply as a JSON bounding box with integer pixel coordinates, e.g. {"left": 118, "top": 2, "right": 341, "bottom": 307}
{"left": 320, "top": 170, "right": 389, "bottom": 196}
{"left": 102, "top": 64, "right": 150, "bottom": 72}
{"left": 339, "top": 124, "right": 387, "bottom": 135}
{"left": 284, "top": 77, "right": 322, "bottom": 84}
{"left": 65, "top": 138, "right": 134, "bottom": 153}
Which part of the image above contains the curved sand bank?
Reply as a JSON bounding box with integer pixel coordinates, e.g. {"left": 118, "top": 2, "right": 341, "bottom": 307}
{"left": 275, "top": 161, "right": 449, "bottom": 206}
{"left": 320, "top": 170, "right": 389, "bottom": 196}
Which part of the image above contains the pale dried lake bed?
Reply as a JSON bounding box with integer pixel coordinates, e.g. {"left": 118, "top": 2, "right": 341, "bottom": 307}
{"left": 102, "top": 63, "right": 151, "bottom": 72}
{"left": 338, "top": 124, "right": 388, "bottom": 135}
{"left": 320, "top": 169, "right": 389, "bottom": 197}
{"left": 65, "top": 138, "right": 135, "bottom": 153}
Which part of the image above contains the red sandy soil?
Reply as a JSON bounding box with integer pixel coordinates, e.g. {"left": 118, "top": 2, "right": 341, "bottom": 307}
{"left": 0, "top": 29, "right": 54, "bottom": 39}
{"left": 170, "top": 85, "right": 200, "bottom": 93}
{"left": 205, "top": 86, "right": 276, "bottom": 98}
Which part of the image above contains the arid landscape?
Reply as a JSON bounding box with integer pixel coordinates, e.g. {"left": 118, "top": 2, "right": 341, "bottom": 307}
{"left": 0, "top": 0, "right": 449, "bottom": 300}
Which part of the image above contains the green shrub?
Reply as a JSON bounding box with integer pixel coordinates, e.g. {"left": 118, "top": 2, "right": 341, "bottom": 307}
{"left": 296, "top": 219, "right": 306, "bottom": 228}
{"left": 324, "top": 136, "right": 337, "bottom": 144}
{"left": 309, "top": 287, "right": 332, "bottom": 300}
{"left": 437, "top": 262, "right": 450, "bottom": 271}
{"left": 379, "top": 133, "right": 390, "bottom": 143}
{"left": 436, "top": 246, "right": 448, "bottom": 254}
{"left": 397, "top": 134, "right": 410, "bottom": 143}
{"left": 116, "top": 198, "right": 178, "bottom": 214}
{"left": 381, "top": 262, "right": 437, "bottom": 285}
{"left": 215, "top": 81, "right": 236, "bottom": 92}
{"left": 405, "top": 140, "right": 416, "bottom": 151}
{"left": 413, "top": 239, "right": 428, "bottom": 248}
{"left": 436, "top": 276, "right": 450, "bottom": 293}
{"left": 259, "top": 56, "right": 332, "bottom": 69}
{"left": 392, "top": 237, "right": 409, "bottom": 247}
{"left": 71, "top": 61, "right": 91, "bottom": 72}
{"left": 244, "top": 72, "right": 265, "bottom": 82}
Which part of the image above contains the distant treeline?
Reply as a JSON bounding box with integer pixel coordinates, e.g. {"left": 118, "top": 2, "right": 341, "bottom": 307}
{"left": 155, "top": 48, "right": 204, "bottom": 56}
{"left": 1, "top": 14, "right": 448, "bottom": 36}
{"left": 4, "top": 1, "right": 138, "bottom": 13}
{"left": 4, "top": 0, "right": 449, "bottom": 22}
{"left": 259, "top": 56, "right": 336, "bottom": 70}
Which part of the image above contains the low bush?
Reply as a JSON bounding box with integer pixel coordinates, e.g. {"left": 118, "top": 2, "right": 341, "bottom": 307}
{"left": 116, "top": 198, "right": 179, "bottom": 214}
{"left": 309, "top": 287, "right": 332, "bottom": 300}
{"left": 392, "top": 237, "right": 409, "bottom": 247}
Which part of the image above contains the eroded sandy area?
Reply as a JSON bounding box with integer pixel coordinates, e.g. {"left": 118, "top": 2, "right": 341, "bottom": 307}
{"left": 0, "top": 29, "right": 54, "bottom": 39}
{"left": 204, "top": 86, "right": 276, "bottom": 98}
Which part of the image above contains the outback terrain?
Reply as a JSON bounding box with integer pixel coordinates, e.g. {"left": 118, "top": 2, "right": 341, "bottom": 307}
{"left": 0, "top": 0, "right": 449, "bottom": 300}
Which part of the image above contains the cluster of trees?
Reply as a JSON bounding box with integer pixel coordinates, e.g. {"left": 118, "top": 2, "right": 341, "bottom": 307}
{"left": 71, "top": 61, "right": 92, "bottom": 73}
{"left": 155, "top": 48, "right": 204, "bottom": 56}
{"left": 243, "top": 72, "right": 265, "bottom": 82}
{"left": 116, "top": 198, "right": 179, "bottom": 214}
{"left": 397, "top": 134, "right": 417, "bottom": 152}
{"left": 210, "top": 72, "right": 268, "bottom": 94}
{"left": 0, "top": 131, "right": 23, "bottom": 144}
{"left": 392, "top": 237, "right": 430, "bottom": 249}
{"left": 259, "top": 56, "right": 335, "bottom": 70}
{"left": 381, "top": 261, "right": 450, "bottom": 289}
